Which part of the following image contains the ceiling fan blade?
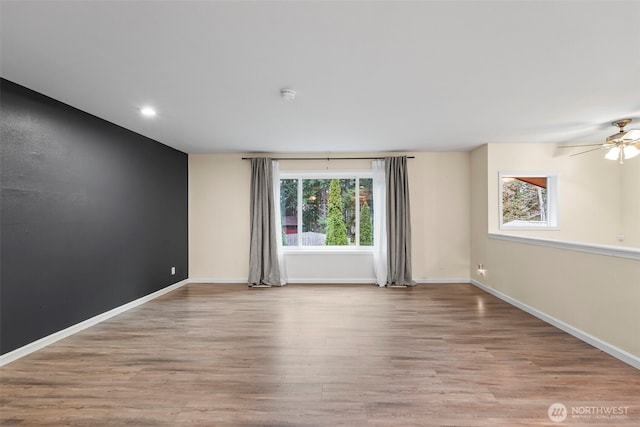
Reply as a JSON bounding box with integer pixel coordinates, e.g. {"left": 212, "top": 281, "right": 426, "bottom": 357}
{"left": 569, "top": 147, "right": 604, "bottom": 156}
{"left": 625, "top": 129, "right": 640, "bottom": 142}
{"left": 558, "top": 143, "right": 603, "bottom": 148}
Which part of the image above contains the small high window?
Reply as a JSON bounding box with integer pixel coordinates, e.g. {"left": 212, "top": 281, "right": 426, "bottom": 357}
{"left": 499, "top": 173, "right": 558, "bottom": 230}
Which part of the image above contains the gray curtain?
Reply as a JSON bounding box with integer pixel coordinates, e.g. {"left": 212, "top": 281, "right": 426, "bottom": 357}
{"left": 248, "top": 158, "right": 283, "bottom": 286}
{"left": 385, "top": 156, "right": 414, "bottom": 286}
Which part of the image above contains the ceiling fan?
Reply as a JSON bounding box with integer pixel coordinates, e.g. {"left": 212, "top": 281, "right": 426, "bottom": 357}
{"left": 560, "top": 118, "right": 640, "bottom": 164}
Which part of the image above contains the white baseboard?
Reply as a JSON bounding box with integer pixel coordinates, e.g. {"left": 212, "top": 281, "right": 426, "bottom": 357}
{"left": 286, "top": 278, "right": 376, "bottom": 284}
{"left": 415, "top": 278, "right": 470, "bottom": 284}
{"left": 188, "top": 278, "right": 248, "bottom": 284}
{"left": 285, "top": 278, "right": 470, "bottom": 285}
{"left": 470, "top": 279, "right": 640, "bottom": 370}
{"left": 190, "top": 277, "right": 377, "bottom": 285}
{"left": 0, "top": 279, "right": 190, "bottom": 367}
{"left": 189, "top": 277, "right": 471, "bottom": 285}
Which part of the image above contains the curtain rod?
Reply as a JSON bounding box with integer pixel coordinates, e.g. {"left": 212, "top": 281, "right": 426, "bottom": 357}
{"left": 241, "top": 156, "right": 415, "bottom": 161}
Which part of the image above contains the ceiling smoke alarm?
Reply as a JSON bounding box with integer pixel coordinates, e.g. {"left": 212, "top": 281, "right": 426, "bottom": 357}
{"left": 280, "top": 88, "right": 296, "bottom": 101}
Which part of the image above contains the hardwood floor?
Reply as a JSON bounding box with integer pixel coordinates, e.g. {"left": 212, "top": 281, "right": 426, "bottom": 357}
{"left": 1, "top": 283, "right": 638, "bottom": 426}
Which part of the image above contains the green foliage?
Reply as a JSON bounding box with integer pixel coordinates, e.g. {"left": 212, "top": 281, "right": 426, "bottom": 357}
{"left": 325, "top": 179, "right": 349, "bottom": 245}
{"left": 359, "top": 201, "right": 373, "bottom": 246}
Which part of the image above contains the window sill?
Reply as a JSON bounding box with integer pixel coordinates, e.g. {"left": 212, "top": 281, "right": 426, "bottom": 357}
{"left": 500, "top": 225, "right": 560, "bottom": 231}
{"left": 282, "top": 247, "right": 375, "bottom": 255}
{"left": 488, "top": 233, "right": 640, "bottom": 260}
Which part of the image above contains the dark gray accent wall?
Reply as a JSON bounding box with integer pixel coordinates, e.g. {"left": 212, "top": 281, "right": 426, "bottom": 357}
{"left": 1, "top": 79, "right": 188, "bottom": 355}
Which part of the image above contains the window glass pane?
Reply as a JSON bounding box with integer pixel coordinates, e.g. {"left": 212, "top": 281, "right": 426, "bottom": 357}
{"left": 280, "top": 174, "right": 373, "bottom": 248}
{"left": 359, "top": 178, "right": 373, "bottom": 246}
{"left": 501, "top": 177, "right": 548, "bottom": 226}
{"left": 299, "top": 178, "right": 356, "bottom": 246}
{"left": 340, "top": 178, "right": 356, "bottom": 245}
{"left": 301, "top": 179, "right": 330, "bottom": 245}
{"left": 280, "top": 179, "right": 298, "bottom": 246}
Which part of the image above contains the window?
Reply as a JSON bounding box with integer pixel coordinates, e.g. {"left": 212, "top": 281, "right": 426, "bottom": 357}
{"left": 279, "top": 172, "right": 374, "bottom": 248}
{"left": 499, "top": 173, "right": 558, "bottom": 229}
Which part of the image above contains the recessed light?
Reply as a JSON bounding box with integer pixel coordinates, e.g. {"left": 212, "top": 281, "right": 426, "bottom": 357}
{"left": 140, "top": 106, "right": 157, "bottom": 117}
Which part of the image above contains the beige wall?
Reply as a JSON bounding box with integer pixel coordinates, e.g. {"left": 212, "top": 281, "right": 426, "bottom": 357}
{"left": 410, "top": 152, "right": 470, "bottom": 280}
{"left": 471, "top": 144, "right": 640, "bottom": 360}
{"left": 470, "top": 145, "right": 488, "bottom": 282}
{"left": 621, "top": 159, "right": 640, "bottom": 247}
{"left": 189, "top": 152, "right": 470, "bottom": 281}
{"left": 189, "top": 154, "right": 251, "bottom": 279}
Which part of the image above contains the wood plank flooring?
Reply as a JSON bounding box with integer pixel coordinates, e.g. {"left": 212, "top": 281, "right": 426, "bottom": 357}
{"left": 1, "top": 283, "right": 638, "bottom": 426}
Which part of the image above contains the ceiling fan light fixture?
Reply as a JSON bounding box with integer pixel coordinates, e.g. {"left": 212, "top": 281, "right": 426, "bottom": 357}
{"left": 604, "top": 146, "right": 620, "bottom": 161}
{"left": 606, "top": 119, "right": 640, "bottom": 144}
{"left": 606, "top": 130, "right": 640, "bottom": 144}
{"left": 562, "top": 118, "right": 639, "bottom": 163}
{"left": 623, "top": 144, "right": 640, "bottom": 160}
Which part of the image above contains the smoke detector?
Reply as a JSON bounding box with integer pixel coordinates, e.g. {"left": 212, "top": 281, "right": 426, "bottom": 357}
{"left": 280, "top": 88, "right": 296, "bottom": 101}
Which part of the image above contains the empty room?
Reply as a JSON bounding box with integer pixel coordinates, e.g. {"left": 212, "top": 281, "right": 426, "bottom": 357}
{"left": 1, "top": 1, "right": 639, "bottom": 425}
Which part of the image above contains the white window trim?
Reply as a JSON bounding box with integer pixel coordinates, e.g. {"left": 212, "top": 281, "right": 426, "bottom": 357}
{"left": 280, "top": 170, "right": 373, "bottom": 179}
{"left": 279, "top": 169, "right": 374, "bottom": 251}
{"left": 498, "top": 172, "right": 560, "bottom": 231}
{"left": 281, "top": 247, "right": 375, "bottom": 254}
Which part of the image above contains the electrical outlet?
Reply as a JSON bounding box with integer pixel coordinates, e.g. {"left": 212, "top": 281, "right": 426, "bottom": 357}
{"left": 477, "top": 264, "right": 486, "bottom": 276}
{"left": 171, "top": 266, "right": 176, "bottom": 275}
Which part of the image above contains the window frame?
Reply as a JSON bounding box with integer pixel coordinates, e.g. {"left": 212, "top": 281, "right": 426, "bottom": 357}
{"left": 279, "top": 170, "right": 375, "bottom": 252}
{"left": 498, "top": 172, "right": 559, "bottom": 231}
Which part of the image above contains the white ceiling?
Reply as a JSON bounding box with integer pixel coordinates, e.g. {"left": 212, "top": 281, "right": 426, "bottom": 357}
{"left": 2, "top": 0, "right": 639, "bottom": 154}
